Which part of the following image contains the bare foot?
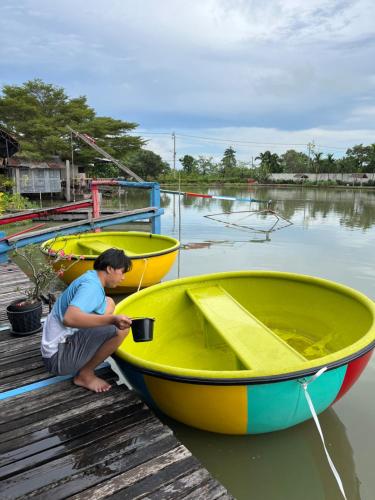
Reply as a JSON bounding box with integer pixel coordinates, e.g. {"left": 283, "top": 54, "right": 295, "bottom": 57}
{"left": 74, "top": 371, "right": 111, "bottom": 393}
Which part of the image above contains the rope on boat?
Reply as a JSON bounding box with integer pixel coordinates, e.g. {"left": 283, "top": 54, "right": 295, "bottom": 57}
{"left": 299, "top": 367, "right": 347, "bottom": 500}
{"left": 137, "top": 258, "right": 148, "bottom": 292}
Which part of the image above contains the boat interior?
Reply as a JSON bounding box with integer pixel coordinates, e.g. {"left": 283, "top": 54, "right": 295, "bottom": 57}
{"left": 117, "top": 275, "right": 374, "bottom": 374}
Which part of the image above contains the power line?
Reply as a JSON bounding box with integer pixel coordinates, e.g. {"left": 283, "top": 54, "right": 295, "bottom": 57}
{"left": 130, "top": 130, "right": 349, "bottom": 152}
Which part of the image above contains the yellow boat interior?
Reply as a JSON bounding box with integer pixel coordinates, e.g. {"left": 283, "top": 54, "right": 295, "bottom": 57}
{"left": 41, "top": 231, "right": 180, "bottom": 259}
{"left": 116, "top": 272, "right": 375, "bottom": 379}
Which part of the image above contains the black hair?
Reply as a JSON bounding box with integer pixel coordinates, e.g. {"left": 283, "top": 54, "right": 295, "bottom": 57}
{"left": 94, "top": 248, "right": 132, "bottom": 273}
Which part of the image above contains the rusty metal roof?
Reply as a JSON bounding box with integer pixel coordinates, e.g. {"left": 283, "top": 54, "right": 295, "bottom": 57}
{"left": 6, "top": 157, "right": 65, "bottom": 169}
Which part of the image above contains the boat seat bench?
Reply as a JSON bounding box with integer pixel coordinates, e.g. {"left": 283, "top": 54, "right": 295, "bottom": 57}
{"left": 77, "top": 239, "right": 138, "bottom": 256}
{"left": 186, "top": 285, "right": 306, "bottom": 371}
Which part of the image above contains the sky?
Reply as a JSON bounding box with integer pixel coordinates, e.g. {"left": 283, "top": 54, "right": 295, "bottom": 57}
{"left": 1, "top": 0, "right": 375, "bottom": 165}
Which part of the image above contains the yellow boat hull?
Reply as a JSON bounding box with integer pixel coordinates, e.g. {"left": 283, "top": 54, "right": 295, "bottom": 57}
{"left": 114, "top": 271, "right": 375, "bottom": 434}
{"left": 40, "top": 231, "right": 180, "bottom": 293}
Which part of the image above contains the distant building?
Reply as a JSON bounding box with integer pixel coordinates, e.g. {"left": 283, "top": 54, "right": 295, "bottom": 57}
{"left": 6, "top": 157, "right": 63, "bottom": 194}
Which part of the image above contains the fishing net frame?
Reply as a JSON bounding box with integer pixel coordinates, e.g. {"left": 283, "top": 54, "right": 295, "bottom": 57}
{"left": 203, "top": 209, "right": 293, "bottom": 233}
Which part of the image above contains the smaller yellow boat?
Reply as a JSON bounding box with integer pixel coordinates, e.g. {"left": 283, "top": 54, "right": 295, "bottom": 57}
{"left": 40, "top": 231, "right": 180, "bottom": 293}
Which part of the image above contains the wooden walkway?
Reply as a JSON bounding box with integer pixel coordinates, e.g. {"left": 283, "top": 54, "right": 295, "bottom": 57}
{"left": 0, "top": 262, "right": 232, "bottom": 499}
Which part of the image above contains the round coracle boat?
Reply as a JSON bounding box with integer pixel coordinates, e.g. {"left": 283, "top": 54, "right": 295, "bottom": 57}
{"left": 113, "top": 271, "right": 375, "bottom": 434}
{"left": 40, "top": 231, "right": 180, "bottom": 293}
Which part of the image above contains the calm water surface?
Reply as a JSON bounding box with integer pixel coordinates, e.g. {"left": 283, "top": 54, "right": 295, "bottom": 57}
{"left": 115, "top": 185, "right": 375, "bottom": 500}
{"left": 11, "top": 186, "right": 375, "bottom": 499}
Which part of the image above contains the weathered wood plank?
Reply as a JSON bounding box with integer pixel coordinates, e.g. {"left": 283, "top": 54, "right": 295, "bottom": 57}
{"left": 0, "top": 423, "right": 173, "bottom": 499}
{"left": 0, "top": 380, "right": 127, "bottom": 436}
{"left": 0, "top": 408, "right": 153, "bottom": 479}
{"left": 106, "top": 457, "right": 202, "bottom": 500}
{"left": 68, "top": 445, "right": 193, "bottom": 500}
{"left": 0, "top": 367, "right": 116, "bottom": 424}
{"left": 0, "top": 395, "right": 144, "bottom": 467}
{"left": 0, "top": 383, "right": 134, "bottom": 444}
{"left": 0, "top": 348, "right": 41, "bottom": 367}
{"left": 0, "top": 386, "right": 135, "bottom": 455}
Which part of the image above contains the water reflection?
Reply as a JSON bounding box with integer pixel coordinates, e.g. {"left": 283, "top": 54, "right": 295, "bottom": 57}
{"left": 102, "top": 186, "right": 375, "bottom": 231}
{"left": 164, "top": 408, "right": 360, "bottom": 500}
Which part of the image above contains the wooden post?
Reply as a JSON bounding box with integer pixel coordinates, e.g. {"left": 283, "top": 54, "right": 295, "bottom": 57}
{"left": 65, "top": 160, "right": 71, "bottom": 202}
{"left": 14, "top": 168, "right": 21, "bottom": 194}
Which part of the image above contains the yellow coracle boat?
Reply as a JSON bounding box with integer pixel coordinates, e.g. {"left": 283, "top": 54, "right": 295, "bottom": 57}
{"left": 113, "top": 271, "right": 375, "bottom": 434}
{"left": 40, "top": 231, "right": 180, "bottom": 293}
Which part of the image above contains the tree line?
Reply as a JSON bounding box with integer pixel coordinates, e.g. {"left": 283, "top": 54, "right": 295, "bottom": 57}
{"left": 1, "top": 79, "right": 375, "bottom": 184}
{"left": 175, "top": 145, "right": 375, "bottom": 183}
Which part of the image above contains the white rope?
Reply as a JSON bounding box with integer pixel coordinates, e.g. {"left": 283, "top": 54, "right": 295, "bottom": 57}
{"left": 299, "top": 367, "right": 347, "bottom": 500}
{"left": 137, "top": 258, "right": 148, "bottom": 292}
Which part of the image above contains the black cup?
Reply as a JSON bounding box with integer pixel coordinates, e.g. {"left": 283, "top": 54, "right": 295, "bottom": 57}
{"left": 131, "top": 317, "right": 155, "bottom": 342}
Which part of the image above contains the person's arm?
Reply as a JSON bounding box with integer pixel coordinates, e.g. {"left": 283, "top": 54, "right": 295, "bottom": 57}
{"left": 63, "top": 305, "right": 131, "bottom": 330}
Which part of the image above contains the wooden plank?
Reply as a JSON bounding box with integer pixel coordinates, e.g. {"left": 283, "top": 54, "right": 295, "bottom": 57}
{"left": 67, "top": 445, "right": 194, "bottom": 500}
{"left": 0, "top": 422, "right": 174, "bottom": 498}
{"left": 0, "top": 383, "right": 134, "bottom": 444}
{"left": 0, "top": 367, "right": 54, "bottom": 394}
{"left": 133, "top": 467, "right": 229, "bottom": 500}
{"left": 0, "top": 367, "right": 116, "bottom": 425}
{"left": 0, "top": 395, "right": 144, "bottom": 467}
{"left": 106, "top": 457, "right": 202, "bottom": 500}
{"left": 0, "top": 407, "right": 153, "bottom": 479}
{"left": 0, "top": 379, "right": 126, "bottom": 435}
{"left": 0, "top": 386, "right": 135, "bottom": 454}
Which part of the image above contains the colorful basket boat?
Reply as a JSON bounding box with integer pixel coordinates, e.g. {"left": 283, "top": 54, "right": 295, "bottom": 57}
{"left": 40, "top": 231, "right": 180, "bottom": 293}
{"left": 113, "top": 271, "right": 375, "bottom": 434}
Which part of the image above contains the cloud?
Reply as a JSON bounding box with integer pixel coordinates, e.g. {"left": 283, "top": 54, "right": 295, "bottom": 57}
{"left": 1, "top": 0, "right": 375, "bottom": 156}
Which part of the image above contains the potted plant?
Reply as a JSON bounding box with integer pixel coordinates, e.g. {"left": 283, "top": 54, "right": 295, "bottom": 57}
{"left": 6, "top": 245, "right": 79, "bottom": 336}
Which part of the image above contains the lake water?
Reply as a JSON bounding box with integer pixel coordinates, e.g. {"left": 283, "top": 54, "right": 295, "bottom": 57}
{"left": 9, "top": 185, "right": 375, "bottom": 499}
{"left": 110, "top": 185, "right": 375, "bottom": 500}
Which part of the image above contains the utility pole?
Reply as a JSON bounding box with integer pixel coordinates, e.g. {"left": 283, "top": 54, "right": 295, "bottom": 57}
{"left": 307, "top": 140, "right": 315, "bottom": 173}
{"left": 172, "top": 131, "right": 176, "bottom": 177}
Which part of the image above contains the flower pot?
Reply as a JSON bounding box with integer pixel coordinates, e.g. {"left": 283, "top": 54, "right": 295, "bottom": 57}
{"left": 6, "top": 298, "right": 43, "bottom": 336}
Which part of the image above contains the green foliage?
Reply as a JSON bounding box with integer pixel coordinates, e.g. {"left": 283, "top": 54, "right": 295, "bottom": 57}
{"left": 280, "top": 150, "right": 308, "bottom": 173}
{"left": 179, "top": 155, "right": 197, "bottom": 174}
{"left": 124, "top": 149, "right": 170, "bottom": 179}
{"left": 221, "top": 147, "right": 237, "bottom": 175}
{"left": 0, "top": 174, "right": 14, "bottom": 191}
{"left": 0, "top": 79, "right": 144, "bottom": 164}
{"left": 0, "top": 192, "right": 34, "bottom": 214}
{"left": 255, "top": 151, "right": 283, "bottom": 174}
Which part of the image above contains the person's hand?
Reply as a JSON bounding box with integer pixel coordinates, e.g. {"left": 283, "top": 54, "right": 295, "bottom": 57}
{"left": 112, "top": 315, "right": 132, "bottom": 330}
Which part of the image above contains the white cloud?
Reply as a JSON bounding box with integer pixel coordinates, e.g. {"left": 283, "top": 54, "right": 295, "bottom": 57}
{"left": 1, "top": 0, "right": 375, "bottom": 145}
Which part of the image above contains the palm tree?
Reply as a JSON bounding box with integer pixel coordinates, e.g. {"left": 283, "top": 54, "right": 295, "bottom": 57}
{"left": 326, "top": 153, "right": 335, "bottom": 181}
{"left": 313, "top": 152, "right": 323, "bottom": 183}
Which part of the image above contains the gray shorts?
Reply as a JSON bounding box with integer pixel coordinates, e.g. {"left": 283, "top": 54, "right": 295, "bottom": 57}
{"left": 43, "top": 325, "right": 117, "bottom": 375}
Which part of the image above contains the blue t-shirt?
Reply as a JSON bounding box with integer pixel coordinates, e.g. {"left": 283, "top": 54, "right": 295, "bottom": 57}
{"left": 53, "top": 270, "right": 107, "bottom": 322}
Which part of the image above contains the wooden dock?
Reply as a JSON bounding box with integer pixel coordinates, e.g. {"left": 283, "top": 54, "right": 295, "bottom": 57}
{"left": 0, "top": 262, "right": 232, "bottom": 499}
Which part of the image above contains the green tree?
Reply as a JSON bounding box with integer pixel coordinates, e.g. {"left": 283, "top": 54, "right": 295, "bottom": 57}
{"left": 255, "top": 151, "right": 282, "bottom": 174}
{"left": 179, "top": 155, "right": 197, "bottom": 174}
{"left": 221, "top": 147, "right": 237, "bottom": 176}
{"left": 0, "top": 79, "right": 144, "bottom": 163}
{"left": 345, "top": 144, "right": 370, "bottom": 173}
{"left": 196, "top": 156, "right": 218, "bottom": 176}
{"left": 280, "top": 150, "right": 308, "bottom": 173}
{"left": 123, "top": 149, "right": 170, "bottom": 180}
{"left": 325, "top": 153, "right": 336, "bottom": 179}
{"left": 313, "top": 152, "right": 324, "bottom": 182}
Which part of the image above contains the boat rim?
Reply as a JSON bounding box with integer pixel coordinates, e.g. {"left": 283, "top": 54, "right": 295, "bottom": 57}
{"left": 40, "top": 231, "right": 180, "bottom": 260}
{"left": 115, "top": 270, "right": 375, "bottom": 382}
{"left": 114, "top": 342, "right": 375, "bottom": 385}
